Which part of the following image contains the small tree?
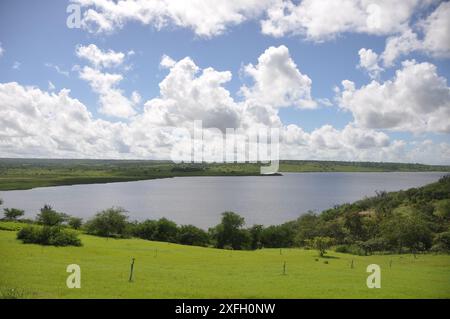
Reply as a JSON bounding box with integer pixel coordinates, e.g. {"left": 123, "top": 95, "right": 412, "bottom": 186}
{"left": 178, "top": 224, "right": 209, "bottom": 246}
{"left": 153, "top": 218, "right": 178, "bottom": 243}
{"left": 85, "top": 207, "right": 129, "bottom": 238}
{"left": 3, "top": 208, "right": 25, "bottom": 220}
{"left": 309, "top": 236, "right": 334, "bottom": 257}
{"left": 68, "top": 217, "right": 83, "bottom": 230}
{"left": 36, "top": 205, "right": 65, "bottom": 226}
{"left": 210, "top": 212, "right": 249, "bottom": 250}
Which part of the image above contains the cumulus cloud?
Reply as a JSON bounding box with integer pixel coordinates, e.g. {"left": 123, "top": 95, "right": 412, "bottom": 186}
{"left": 73, "top": 0, "right": 273, "bottom": 37}
{"left": 140, "top": 56, "right": 240, "bottom": 131}
{"left": 381, "top": 2, "right": 450, "bottom": 66}
{"left": 0, "top": 82, "right": 127, "bottom": 158}
{"left": 78, "top": 66, "right": 137, "bottom": 118}
{"left": 260, "top": 0, "right": 424, "bottom": 41}
{"left": 358, "top": 48, "right": 383, "bottom": 79}
{"left": 1, "top": 44, "right": 449, "bottom": 164}
{"left": 76, "top": 44, "right": 125, "bottom": 68}
{"left": 240, "top": 45, "right": 315, "bottom": 109}
{"left": 337, "top": 60, "right": 450, "bottom": 133}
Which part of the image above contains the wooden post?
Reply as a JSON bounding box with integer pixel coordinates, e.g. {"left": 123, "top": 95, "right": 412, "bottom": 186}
{"left": 351, "top": 259, "right": 354, "bottom": 269}
{"left": 283, "top": 261, "right": 286, "bottom": 275}
{"left": 154, "top": 248, "right": 157, "bottom": 258}
{"left": 129, "top": 258, "right": 135, "bottom": 282}
{"left": 389, "top": 260, "right": 392, "bottom": 268}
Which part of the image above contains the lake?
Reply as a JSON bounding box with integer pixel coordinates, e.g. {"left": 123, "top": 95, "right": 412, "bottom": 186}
{"left": 0, "top": 172, "right": 446, "bottom": 228}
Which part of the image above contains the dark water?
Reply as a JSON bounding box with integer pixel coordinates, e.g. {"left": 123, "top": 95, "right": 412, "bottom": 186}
{"left": 0, "top": 172, "right": 446, "bottom": 228}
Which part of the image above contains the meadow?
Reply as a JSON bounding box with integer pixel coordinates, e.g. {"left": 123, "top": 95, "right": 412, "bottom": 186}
{"left": 0, "top": 227, "right": 449, "bottom": 299}
{"left": 1, "top": 158, "right": 449, "bottom": 190}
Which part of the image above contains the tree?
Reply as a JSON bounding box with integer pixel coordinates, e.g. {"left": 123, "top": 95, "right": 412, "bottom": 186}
{"left": 343, "top": 211, "right": 365, "bottom": 241}
{"left": 3, "top": 208, "right": 25, "bottom": 220}
{"left": 295, "top": 212, "right": 322, "bottom": 246}
{"left": 133, "top": 219, "right": 158, "bottom": 240}
{"left": 153, "top": 218, "right": 178, "bottom": 243}
{"left": 178, "top": 225, "right": 209, "bottom": 247}
{"left": 380, "top": 213, "right": 432, "bottom": 254}
{"left": 432, "top": 231, "right": 450, "bottom": 252}
{"left": 249, "top": 224, "right": 264, "bottom": 249}
{"left": 261, "top": 222, "right": 297, "bottom": 248}
{"left": 68, "top": 217, "right": 83, "bottom": 230}
{"left": 36, "top": 205, "right": 66, "bottom": 226}
{"left": 211, "top": 212, "right": 248, "bottom": 250}
{"left": 85, "top": 207, "right": 129, "bottom": 237}
{"left": 308, "top": 236, "right": 334, "bottom": 257}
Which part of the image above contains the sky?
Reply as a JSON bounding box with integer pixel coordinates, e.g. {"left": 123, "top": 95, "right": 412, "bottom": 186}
{"left": 0, "top": 0, "right": 449, "bottom": 164}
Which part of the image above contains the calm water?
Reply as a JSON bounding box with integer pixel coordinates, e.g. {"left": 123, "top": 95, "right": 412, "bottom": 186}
{"left": 0, "top": 172, "right": 446, "bottom": 228}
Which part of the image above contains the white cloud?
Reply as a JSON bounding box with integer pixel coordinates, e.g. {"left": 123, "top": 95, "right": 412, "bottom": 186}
{"left": 79, "top": 66, "right": 137, "bottom": 118}
{"left": 240, "top": 45, "right": 316, "bottom": 109}
{"left": 337, "top": 59, "right": 450, "bottom": 133}
{"left": 381, "top": 2, "right": 450, "bottom": 66}
{"left": 358, "top": 48, "right": 383, "bottom": 79}
{"left": 45, "top": 63, "right": 70, "bottom": 77}
{"left": 238, "top": 45, "right": 316, "bottom": 130}
{"left": 0, "top": 82, "right": 128, "bottom": 158}
{"left": 160, "top": 54, "right": 176, "bottom": 69}
{"left": 140, "top": 55, "right": 240, "bottom": 131}
{"left": 260, "top": 0, "right": 424, "bottom": 41}
{"left": 76, "top": 44, "right": 125, "bottom": 68}
{"left": 0, "top": 42, "right": 4, "bottom": 57}
{"left": 74, "top": 0, "right": 274, "bottom": 37}
{"left": 1, "top": 43, "right": 449, "bottom": 164}
{"left": 420, "top": 1, "right": 450, "bottom": 58}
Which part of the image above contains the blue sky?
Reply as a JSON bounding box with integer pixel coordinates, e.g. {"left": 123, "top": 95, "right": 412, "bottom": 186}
{"left": 0, "top": 0, "right": 449, "bottom": 163}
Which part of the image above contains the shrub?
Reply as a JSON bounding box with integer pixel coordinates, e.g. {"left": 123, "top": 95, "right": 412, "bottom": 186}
{"left": 307, "top": 236, "right": 334, "bottom": 257}
{"left": 17, "top": 225, "right": 81, "bottom": 247}
{"left": 178, "top": 225, "right": 209, "bottom": 247}
{"left": 3, "top": 208, "right": 25, "bottom": 220}
{"left": 68, "top": 217, "right": 83, "bottom": 229}
{"left": 334, "top": 244, "right": 367, "bottom": 256}
{"left": 432, "top": 231, "right": 450, "bottom": 252}
{"left": 153, "top": 218, "right": 178, "bottom": 243}
{"left": 133, "top": 219, "right": 158, "bottom": 240}
{"left": 36, "top": 205, "right": 66, "bottom": 226}
{"left": 85, "top": 207, "right": 129, "bottom": 238}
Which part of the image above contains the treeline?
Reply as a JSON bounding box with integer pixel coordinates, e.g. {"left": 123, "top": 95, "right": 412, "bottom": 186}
{"left": 2, "top": 175, "right": 450, "bottom": 254}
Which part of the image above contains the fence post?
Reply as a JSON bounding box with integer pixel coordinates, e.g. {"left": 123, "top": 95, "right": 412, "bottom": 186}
{"left": 129, "top": 258, "right": 135, "bottom": 282}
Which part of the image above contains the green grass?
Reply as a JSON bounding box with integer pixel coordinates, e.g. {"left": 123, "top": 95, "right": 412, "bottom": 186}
{"left": 1, "top": 230, "right": 449, "bottom": 299}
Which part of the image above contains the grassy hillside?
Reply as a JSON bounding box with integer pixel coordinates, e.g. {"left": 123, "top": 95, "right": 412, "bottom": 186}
{"left": 0, "top": 229, "right": 449, "bottom": 299}
{"left": 1, "top": 158, "right": 449, "bottom": 190}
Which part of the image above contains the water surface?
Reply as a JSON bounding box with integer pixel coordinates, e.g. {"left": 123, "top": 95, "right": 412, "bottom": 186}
{"left": 0, "top": 172, "right": 446, "bottom": 228}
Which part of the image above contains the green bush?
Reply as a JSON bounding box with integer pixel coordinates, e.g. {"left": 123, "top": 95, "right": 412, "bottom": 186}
{"left": 36, "top": 205, "right": 67, "bottom": 226}
{"left": 85, "top": 207, "right": 129, "bottom": 238}
{"left": 334, "top": 244, "right": 366, "bottom": 256}
{"left": 17, "top": 225, "right": 81, "bottom": 247}
{"left": 178, "top": 224, "right": 209, "bottom": 247}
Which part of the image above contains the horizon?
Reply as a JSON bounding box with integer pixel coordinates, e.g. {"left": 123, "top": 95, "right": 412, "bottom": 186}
{"left": 1, "top": 156, "right": 450, "bottom": 167}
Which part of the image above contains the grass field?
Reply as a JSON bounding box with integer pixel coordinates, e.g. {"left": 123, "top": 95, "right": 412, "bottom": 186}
{"left": 1, "top": 229, "right": 449, "bottom": 299}
{"left": 1, "top": 158, "right": 449, "bottom": 190}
